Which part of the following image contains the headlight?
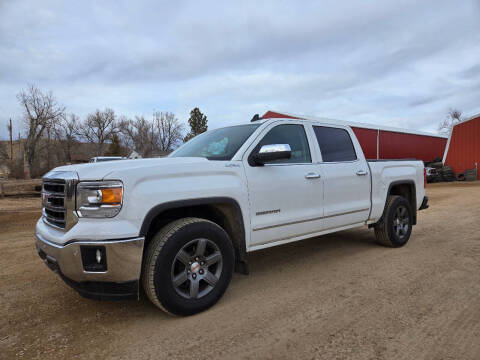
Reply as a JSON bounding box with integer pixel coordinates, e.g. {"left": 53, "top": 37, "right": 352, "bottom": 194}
{"left": 76, "top": 181, "right": 123, "bottom": 218}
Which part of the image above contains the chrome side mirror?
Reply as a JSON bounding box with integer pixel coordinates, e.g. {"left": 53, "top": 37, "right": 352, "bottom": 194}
{"left": 253, "top": 144, "right": 291, "bottom": 166}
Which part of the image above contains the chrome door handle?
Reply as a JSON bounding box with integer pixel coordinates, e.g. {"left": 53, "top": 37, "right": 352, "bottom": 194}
{"left": 356, "top": 169, "right": 368, "bottom": 176}
{"left": 305, "top": 172, "right": 321, "bottom": 179}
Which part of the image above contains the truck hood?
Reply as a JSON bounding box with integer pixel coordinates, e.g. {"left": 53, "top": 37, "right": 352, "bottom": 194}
{"left": 52, "top": 157, "right": 210, "bottom": 180}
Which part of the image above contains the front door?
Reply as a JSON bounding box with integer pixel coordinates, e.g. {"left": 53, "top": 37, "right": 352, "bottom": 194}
{"left": 243, "top": 122, "right": 324, "bottom": 247}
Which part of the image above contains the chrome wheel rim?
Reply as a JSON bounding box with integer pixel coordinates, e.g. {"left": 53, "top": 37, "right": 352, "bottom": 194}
{"left": 171, "top": 238, "right": 223, "bottom": 300}
{"left": 393, "top": 205, "right": 409, "bottom": 239}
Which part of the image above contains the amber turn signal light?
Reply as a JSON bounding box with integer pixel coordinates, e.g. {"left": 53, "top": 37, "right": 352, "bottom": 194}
{"left": 101, "top": 187, "right": 123, "bottom": 205}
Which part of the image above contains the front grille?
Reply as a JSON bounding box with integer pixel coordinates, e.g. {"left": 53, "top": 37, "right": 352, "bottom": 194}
{"left": 41, "top": 171, "right": 79, "bottom": 231}
{"left": 42, "top": 179, "right": 67, "bottom": 229}
{"left": 43, "top": 182, "right": 65, "bottom": 194}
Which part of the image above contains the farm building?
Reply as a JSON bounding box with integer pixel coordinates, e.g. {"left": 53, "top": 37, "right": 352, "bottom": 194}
{"left": 443, "top": 114, "right": 480, "bottom": 180}
{"left": 262, "top": 111, "right": 448, "bottom": 162}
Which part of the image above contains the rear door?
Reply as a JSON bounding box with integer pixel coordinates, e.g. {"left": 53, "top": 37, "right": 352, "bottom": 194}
{"left": 312, "top": 125, "right": 371, "bottom": 230}
{"left": 243, "top": 121, "right": 324, "bottom": 247}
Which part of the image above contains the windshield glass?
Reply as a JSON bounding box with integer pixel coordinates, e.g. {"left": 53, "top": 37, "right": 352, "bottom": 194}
{"left": 171, "top": 124, "right": 260, "bottom": 160}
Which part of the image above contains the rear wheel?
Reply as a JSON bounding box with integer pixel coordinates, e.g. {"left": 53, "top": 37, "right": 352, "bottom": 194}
{"left": 142, "top": 217, "right": 234, "bottom": 315}
{"left": 374, "top": 195, "right": 412, "bottom": 247}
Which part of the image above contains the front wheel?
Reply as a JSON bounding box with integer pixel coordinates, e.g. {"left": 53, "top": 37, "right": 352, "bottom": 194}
{"left": 142, "top": 217, "right": 234, "bottom": 315}
{"left": 374, "top": 195, "right": 413, "bottom": 247}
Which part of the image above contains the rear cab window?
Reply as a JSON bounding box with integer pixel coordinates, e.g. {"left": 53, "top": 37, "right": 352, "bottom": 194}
{"left": 313, "top": 126, "right": 357, "bottom": 162}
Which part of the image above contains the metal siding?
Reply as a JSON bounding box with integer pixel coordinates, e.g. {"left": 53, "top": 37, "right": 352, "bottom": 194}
{"left": 351, "top": 127, "right": 377, "bottom": 159}
{"left": 379, "top": 131, "right": 446, "bottom": 161}
{"left": 445, "top": 116, "right": 480, "bottom": 179}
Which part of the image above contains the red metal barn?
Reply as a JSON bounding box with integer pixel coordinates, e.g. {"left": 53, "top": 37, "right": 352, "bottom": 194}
{"left": 262, "top": 111, "right": 447, "bottom": 162}
{"left": 443, "top": 114, "right": 480, "bottom": 180}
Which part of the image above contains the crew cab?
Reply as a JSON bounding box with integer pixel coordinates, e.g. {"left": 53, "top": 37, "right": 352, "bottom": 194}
{"left": 36, "top": 116, "right": 429, "bottom": 315}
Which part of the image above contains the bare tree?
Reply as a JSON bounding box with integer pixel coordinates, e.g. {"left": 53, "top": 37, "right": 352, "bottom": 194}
{"left": 81, "top": 108, "right": 118, "bottom": 156}
{"left": 439, "top": 108, "right": 462, "bottom": 136}
{"left": 17, "top": 85, "right": 65, "bottom": 178}
{"left": 153, "top": 111, "right": 184, "bottom": 152}
{"left": 119, "top": 116, "right": 155, "bottom": 157}
{"left": 118, "top": 112, "right": 184, "bottom": 157}
{"left": 55, "top": 113, "right": 80, "bottom": 163}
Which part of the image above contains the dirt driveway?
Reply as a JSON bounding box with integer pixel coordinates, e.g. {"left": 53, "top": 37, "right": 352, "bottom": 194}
{"left": 1, "top": 182, "right": 479, "bottom": 359}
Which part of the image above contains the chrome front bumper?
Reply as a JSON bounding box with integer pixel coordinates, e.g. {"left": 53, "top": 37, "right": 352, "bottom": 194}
{"left": 35, "top": 234, "right": 145, "bottom": 300}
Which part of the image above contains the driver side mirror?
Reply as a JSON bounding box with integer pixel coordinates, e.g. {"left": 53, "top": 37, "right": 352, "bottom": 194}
{"left": 252, "top": 144, "right": 291, "bottom": 166}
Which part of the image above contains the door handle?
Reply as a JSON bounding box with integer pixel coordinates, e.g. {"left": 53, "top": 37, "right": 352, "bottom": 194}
{"left": 305, "top": 172, "right": 321, "bottom": 179}
{"left": 356, "top": 169, "right": 368, "bottom": 176}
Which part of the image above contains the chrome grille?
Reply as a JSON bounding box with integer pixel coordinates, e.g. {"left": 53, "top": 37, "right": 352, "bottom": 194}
{"left": 41, "top": 171, "right": 79, "bottom": 231}
{"left": 42, "top": 179, "right": 66, "bottom": 228}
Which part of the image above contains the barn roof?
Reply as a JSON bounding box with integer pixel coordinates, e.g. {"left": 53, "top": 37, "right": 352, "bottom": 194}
{"left": 450, "top": 113, "right": 480, "bottom": 128}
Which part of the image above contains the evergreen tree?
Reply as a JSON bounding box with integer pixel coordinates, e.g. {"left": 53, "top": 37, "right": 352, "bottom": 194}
{"left": 184, "top": 107, "right": 207, "bottom": 142}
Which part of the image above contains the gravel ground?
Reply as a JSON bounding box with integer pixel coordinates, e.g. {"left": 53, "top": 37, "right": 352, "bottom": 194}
{"left": 1, "top": 182, "right": 479, "bottom": 359}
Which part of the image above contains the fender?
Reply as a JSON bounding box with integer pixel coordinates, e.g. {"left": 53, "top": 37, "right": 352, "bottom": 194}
{"left": 139, "top": 197, "right": 249, "bottom": 274}
{"left": 377, "top": 180, "right": 417, "bottom": 226}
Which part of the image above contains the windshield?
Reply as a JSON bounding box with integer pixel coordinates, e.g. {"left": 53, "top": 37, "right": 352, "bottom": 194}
{"left": 171, "top": 124, "right": 260, "bottom": 160}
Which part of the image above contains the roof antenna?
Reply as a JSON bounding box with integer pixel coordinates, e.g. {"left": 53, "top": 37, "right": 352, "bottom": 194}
{"left": 251, "top": 114, "right": 261, "bottom": 122}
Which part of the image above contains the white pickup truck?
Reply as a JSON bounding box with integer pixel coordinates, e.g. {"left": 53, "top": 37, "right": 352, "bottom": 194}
{"left": 36, "top": 116, "right": 429, "bottom": 315}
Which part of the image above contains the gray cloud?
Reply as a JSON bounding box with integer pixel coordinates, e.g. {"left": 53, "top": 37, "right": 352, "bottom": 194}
{"left": 1, "top": 0, "right": 480, "bottom": 139}
{"left": 458, "top": 63, "right": 480, "bottom": 79}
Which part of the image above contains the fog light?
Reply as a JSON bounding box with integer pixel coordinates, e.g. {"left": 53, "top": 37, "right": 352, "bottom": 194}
{"left": 81, "top": 246, "right": 107, "bottom": 272}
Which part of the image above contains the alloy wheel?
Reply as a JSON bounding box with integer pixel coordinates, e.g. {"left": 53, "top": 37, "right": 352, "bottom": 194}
{"left": 393, "top": 205, "right": 409, "bottom": 239}
{"left": 171, "top": 238, "right": 223, "bottom": 299}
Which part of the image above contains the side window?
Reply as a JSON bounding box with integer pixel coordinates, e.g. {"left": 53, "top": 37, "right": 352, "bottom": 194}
{"left": 255, "top": 124, "right": 311, "bottom": 164}
{"left": 313, "top": 126, "right": 357, "bottom": 162}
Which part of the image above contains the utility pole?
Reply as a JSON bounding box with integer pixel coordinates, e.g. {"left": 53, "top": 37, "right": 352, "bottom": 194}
{"left": 9, "top": 118, "right": 13, "bottom": 160}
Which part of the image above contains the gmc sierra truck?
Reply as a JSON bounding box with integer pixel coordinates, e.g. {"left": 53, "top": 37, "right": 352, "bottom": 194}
{"left": 36, "top": 116, "right": 429, "bottom": 315}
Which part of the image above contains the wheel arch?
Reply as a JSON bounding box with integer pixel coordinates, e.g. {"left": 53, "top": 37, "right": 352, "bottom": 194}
{"left": 386, "top": 180, "right": 417, "bottom": 225}
{"left": 139, "top": 197, "right": 249, "bottom": 274}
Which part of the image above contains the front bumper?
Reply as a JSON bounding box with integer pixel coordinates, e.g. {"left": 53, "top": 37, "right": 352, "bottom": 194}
{"left": 35, "top": 233, "right": 144, "bottom": 300}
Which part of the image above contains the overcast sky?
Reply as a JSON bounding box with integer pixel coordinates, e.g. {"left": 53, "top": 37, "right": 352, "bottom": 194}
{"left": 1, "top": 0, "right": 479, "bottom": 140}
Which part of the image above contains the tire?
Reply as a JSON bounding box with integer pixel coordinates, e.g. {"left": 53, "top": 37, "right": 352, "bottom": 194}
{"left": 374, "top": 195, "right": 413, "bottom": 248}
{"left": 430, "top": 162, "right": 443, "bottom": 169}
{"left": 142, "top": 217, "right": 234, "bottom": 316}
